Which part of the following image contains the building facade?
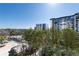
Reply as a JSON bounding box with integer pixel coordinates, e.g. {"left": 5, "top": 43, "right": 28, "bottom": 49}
{"left": 50, "top": 13, "right": 79, "bottom": 32}
{"left": 35, "top": 23, "right": 48, "bottom": 30}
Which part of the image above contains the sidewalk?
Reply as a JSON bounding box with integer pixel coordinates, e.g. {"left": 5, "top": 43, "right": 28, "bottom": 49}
{"left": 0, "top": 41, "right": 18, "bottom": 56}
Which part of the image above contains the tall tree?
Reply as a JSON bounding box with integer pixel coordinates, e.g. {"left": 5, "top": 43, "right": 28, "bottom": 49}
{"left": 23, "top": 29, "right": 34, "bottom": 46}
{"left": 62, "top": 28, "right": 79, "bottom": 55}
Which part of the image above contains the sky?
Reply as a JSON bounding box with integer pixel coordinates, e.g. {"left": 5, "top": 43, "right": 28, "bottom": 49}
{"left": 0, "top": 3, "right": 79, "bottom": 29}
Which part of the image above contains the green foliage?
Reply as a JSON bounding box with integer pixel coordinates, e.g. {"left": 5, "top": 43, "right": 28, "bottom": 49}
{"left": 23, "top": 29, "right": 34, "bottom": 45}
{"left": 41, "top": 28, "right": 79, "bottom": 56}
{"left": 10, "top": 30, "right": 22, "bottom": 35}
{"left": 23, "top": 29, "right": 50, "bottom": 49}
{"left": 0, "top": 35, "right": 6, "bottom": 42}
{"left": 9, "top": 45, "right": 37, "bottom": 56}
{"left": 9, "top": 49, "right": 17, "bottom": 56}
{"left": 49, "top": 28, "right": 61, "bottom": 48}
{"left": 22, "top": 28, "right": 79, "bottom": 56}
{"left": 62, "top": 29, "right": 79, "bottom": 49}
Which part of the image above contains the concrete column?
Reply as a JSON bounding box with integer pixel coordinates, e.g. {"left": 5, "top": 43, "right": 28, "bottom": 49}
{"left": 73, "top": 15, "right": 77, "bottom": 31}
{"left": 76, "top": 19, "right": 79, "bottom": 32}
{"left": 50, "top": 18, "right": 55, "bottom": 29}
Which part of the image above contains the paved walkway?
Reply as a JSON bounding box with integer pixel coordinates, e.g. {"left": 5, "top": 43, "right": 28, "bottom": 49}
{"left": 0, "top": 41, "right": 19, "bottom": 56}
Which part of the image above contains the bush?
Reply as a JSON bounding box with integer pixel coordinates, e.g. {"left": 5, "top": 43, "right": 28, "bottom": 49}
{"left": 9, "top": 45, "right": 37, "bottom": 56}
{"left": 9, "top": 48, "right": 17, "bottom": 56}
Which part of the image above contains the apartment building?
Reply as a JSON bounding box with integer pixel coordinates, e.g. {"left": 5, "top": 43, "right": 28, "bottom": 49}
{"left": 35, "top": 23, "right": 48, "bottom": 30}
{"left": 50, "top": 13, "right": 79, "bottom": 32}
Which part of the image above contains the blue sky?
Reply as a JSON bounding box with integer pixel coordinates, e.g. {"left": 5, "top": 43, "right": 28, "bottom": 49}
{"left": 0, "top": 3, "right": 79, "bottom": 29}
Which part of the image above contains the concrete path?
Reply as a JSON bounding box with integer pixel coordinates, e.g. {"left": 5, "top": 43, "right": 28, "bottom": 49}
{"left": 0, "top": 41, "right": 19, "bottom": 56}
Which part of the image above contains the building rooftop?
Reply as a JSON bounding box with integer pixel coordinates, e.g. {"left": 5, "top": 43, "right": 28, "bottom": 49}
{"left": 50, "top": 12, "right": 79, "bottom": 20}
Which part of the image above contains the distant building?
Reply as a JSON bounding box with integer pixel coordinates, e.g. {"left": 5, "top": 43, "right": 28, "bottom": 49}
{"left": 6, "top": 35, "right": 22, "bottom": 41}
{"left": 8, "top": 35, "right": 22, "bottom": 39}
{"left": 50, "top": 13, "right": 79, "bottom": 32}
{"left": 35, "top": 23, "right": 48, "bottom": 30}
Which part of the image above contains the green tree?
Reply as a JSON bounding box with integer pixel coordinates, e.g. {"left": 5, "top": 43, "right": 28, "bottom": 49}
{"left": 41, "top": 28, "right": 62, "bottom": 56}
{"left": 23, "top": 29, "right": 34, "bottom": 46}
{"left": 62, "top": 29, "right": 76, "bottom": 49}
{"left": 32, "top": 30, "right": 49, "bottom": 49}
{"left": 62, "top": 28, "right": 79, "bottom": 55}
{"left": 50, "top": 28, "right": 61, "bottom": 48}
